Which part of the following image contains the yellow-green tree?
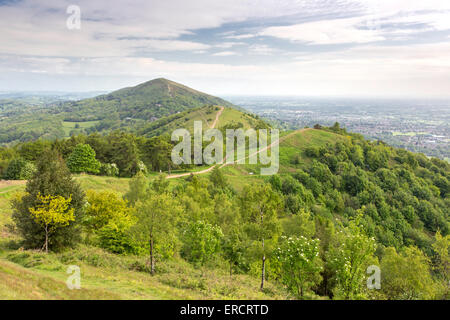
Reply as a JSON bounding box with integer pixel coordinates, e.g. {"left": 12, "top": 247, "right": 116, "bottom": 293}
{"left": 432, "top": 231, "right": 449, "bottom": 281}
{"left": 84, "top": 190, "right": 133, "bottom": 232}
{"left": 84, "top": 190, "right": 137, "bottom": 254}
{"left": 381, "top": 246, "right": 436, "bottom": 299}
{"left": 29, "top": 193, "right": 75, "bottom": 253}
{"left": 432, "top": 231, "right": 449, "bottom": 298}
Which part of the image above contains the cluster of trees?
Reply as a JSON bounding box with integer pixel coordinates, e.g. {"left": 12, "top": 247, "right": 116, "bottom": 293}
{"left": 293, "top": 137, "right": 449, "bottom": 251}
{"left": 10, "top": 147, "right": 449, "bottom": 299}
{"left": 0, "top": 130, "right": 176, "bottom": 179}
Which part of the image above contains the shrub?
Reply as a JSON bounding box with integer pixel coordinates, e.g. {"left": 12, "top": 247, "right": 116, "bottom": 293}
{"left": 181, "top": 221, "right": 223, "bottom": 265}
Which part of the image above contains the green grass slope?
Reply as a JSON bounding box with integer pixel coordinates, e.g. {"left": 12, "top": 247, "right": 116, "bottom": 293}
{"left": 0, "top": 175, "right": 287, "bottom": 300}
{"left": 138, "top": 104, "right": 268, "bottom": 137}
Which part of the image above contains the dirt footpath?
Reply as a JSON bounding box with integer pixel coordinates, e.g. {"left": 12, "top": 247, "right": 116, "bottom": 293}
{"left": 0, "top": 180, "right": 26, "bottom": 190}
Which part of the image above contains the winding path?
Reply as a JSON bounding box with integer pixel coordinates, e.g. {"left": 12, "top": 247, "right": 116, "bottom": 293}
{"left": 166, "top": 111, "right": 311, "bottom": 179}
{"left": 210, "top": 106, "right": 224, "bottom": 129}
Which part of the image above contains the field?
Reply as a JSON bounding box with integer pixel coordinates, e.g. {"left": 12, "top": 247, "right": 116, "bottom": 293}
{"left": 62, "top": 121, "right": 100, "bottom": 137}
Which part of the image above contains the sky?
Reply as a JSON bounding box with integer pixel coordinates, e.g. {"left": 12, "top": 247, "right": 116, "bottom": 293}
{"left": 0, "top": 0, "right": 450, "bottom": 98}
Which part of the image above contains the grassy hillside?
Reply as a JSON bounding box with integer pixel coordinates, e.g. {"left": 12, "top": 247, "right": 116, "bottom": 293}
{"left": 58, "top": 78, "right": 235, "bottom": 123}
{"left": 138, "top": 104, "right": 268, "bottom": 137}
{"left": 0, "top": 175, "right": 287, "bottom": 300}
{"left": 0, "top": 246, "right": 287, "bottom": 300}
{"left": 0, "top": 79, "right": 238, "bottom": 144}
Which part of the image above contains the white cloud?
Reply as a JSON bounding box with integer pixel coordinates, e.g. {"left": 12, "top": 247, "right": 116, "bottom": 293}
{"left": 224, "top": 34, "right": 256, "bottom": 40}
{"left": 260, "top": 17, "right": 385, "bottom": 44}
{"left": 214, "top": 42, "right": 245, "bottom": 49}
{"left": 248, "top": 44, "right": 278, "bottom": 55}
{"left": 212, "top": 51, "right": 239, "bottom": 56}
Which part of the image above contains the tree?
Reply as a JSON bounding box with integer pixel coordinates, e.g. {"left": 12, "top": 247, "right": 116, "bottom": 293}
{"left": 432, "top": 231, "right": 449, "bottom": 281}
{"left": 124, "top": 171, "right": 149, "bottom": 206}
{"left": 108, "top": 131, "right": 141, "bottom": 177}
{"left": 282, "top": 209, "right": 315, "bottom": 239}
{"left": 222, "top": 228, "right": 247, "bottom": 276}
{"left": 209, "top": 166, "right": 228, "bottom": 191}
{"left": 133, "top": 192, "right": 182, "bottom": 274}
{"left": 67, "top": 143, "right": 100, "bottom": 174}
{"left": 181, "top": 220, "right": 223, "bottom": 266}
{"left": 3, "top": 158, "right": 35, "bottom": 180}
{"left": 142, "top": 136, "right": 172, "bottom": 172}
{"left": 274, "top": 236, "right": 323, "bottom": 298}
{"left": 12, "top": 149, "right": 85, "bottom": 251}
{"left": 84, "top": 190, "right": 133, "bottom": 233}
{"left": 381, "top": 246, "right": 436, "bottom": 299}
{"left": 151, "top": 173, "right": 169, "bottom": 194}
{"left": 327, "top": 216, "right": 377, "bottom": 299}
{"left": 29, "top": 193, "right": 74, "bottom": 253}
{"left": 240, "top": 183, "right": 281, "bottom": 290}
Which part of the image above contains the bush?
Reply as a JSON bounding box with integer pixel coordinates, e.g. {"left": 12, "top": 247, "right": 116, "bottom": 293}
{"left": 67, "top": 143, "right": 101, "bottom": 174}
{"left": 100, "top": 163, "right": 119, "bottom": 177}
{"left": 181, "top": 221, "right": 223, "bottom": 265}
{"left": 3, "top": 158, "right": 35, "bottom": 180}
{"left": 97, "top": 223, "right": 141, "bottom": 255}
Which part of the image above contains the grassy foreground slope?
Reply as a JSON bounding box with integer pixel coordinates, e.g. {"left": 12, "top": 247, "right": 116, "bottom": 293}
{"left": 0, "top": 175, "right": 288, "bottom": 300}
{"left": 0, "top": 247, "right": 286, "bottom": 300}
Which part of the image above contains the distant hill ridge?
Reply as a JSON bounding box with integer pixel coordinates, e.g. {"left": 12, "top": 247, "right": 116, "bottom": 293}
{"left": 59, "top": 78, "right": 235, "bottom": 122}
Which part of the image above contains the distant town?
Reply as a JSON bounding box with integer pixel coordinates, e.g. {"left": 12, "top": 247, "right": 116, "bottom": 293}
{"left": 228, "top": 96, "right": 450, "bottom": 162}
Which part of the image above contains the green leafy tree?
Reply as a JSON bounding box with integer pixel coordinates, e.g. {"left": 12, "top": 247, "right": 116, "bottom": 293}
{"left": 97, "top": 213, "right": 138, "bottom": 255}
{"left": 3, "top": 158, "right": 35, "bottom": 180}
{"left": 381, "top": 246, "right": 436, "bottom": 299}
{"left": 240, "top": 183, "right": 282, "bottom": 290}
{"left": 432, "top": 231, "right": 449, "bottom": 281}
{"left": 84, "top": 190, "right": 134, "bottom": 233}
{"left": 282, "top": 209, "right": 316, "bottom": 239}
{"left": 84, "top": 190, "right": 136, "bottom": 254}
{"left": 108, "top": 131, "right": 141, "bottom": 177}
{"left": 124, "top": 171, "right": 149, "bottom": 206}
{"left": 327, "top": 216, "right": 377, "bottom": 299}
{"left": 274, "top": 236, "right": 323, "bottom": 298}
{"left": 29, "top": 193, "right": 75, "bottom": 253}
{"left": 133, "top": 192, "right": 182, "bottom": 274}
{"left": 12, "top": 150, "right": 85, "bottom": 251}
{"left": 151, "top": 173, "right": 170, "bottom": 194}
{"left": 181, "top": 220, "right": 223, "bottom": 266}
{"left": 222, "top": 228, "right": 247, "bottom": 276}
{"left": 209, "top": 166, "right": 228, "bottom": 191}
{"left": 142, "top": 136, "right": 173, "bottom": 172}
{"left": 67, "top": 143, "right": 101, "bottom": 174}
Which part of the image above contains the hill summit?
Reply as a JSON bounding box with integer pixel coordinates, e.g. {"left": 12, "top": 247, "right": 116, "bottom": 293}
{"left": 60, "top": 78, "right": 235, "bottom": 123}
